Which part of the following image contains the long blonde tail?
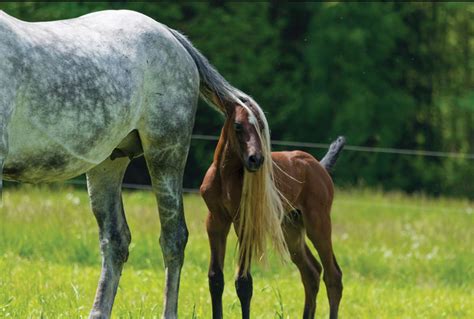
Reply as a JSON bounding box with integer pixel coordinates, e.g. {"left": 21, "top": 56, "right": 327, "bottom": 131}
{"left": 237, "top": 108, "right": 289, "bottom": 274}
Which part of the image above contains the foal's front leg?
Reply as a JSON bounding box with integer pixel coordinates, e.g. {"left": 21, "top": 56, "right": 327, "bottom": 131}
{"left": 206, "top": 210, "right": 231, "bottom": 319}
{"left": 87, "top": 157, "right": 131, "bottom": 319}
{"left": 235, "top": 262, "right": 253, "bottom": 319}
{"left": 234, "top": 229, "right": 253, "bottom": 319}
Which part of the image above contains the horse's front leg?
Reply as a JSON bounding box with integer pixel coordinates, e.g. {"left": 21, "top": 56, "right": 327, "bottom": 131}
{"left": 87, "top": 157, "right": 131, "bottom": 319}
{"left": 0, "top": 120, "right": 4, "bottom": 195}
{"left": 1, "top": 61, "right": 16, "bottom": 198}
{"left": 0, "top": 155, "right": 4, "bottom": 201}
{"left": 0, "top": 121, "right": 10, "bottom": 201}
{"left": 0, "top": 93, "right": 14, "bottom": 201}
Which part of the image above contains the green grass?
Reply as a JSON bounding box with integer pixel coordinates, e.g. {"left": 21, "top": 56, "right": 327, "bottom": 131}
{"left": 0, "top": 185, "right": 473, "bottom": 318}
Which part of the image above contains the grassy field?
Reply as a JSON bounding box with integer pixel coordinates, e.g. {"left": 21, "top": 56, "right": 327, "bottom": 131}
{"left": 0, "top": 185, "right": 472, "bottom": 318}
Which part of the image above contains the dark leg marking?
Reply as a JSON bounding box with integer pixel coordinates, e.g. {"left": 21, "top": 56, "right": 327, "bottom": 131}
{"left": 207, "top": 211, "right": 231, "bottom": 319}
{"left": 235, "top": 269, "right": 253, "bottom": 319}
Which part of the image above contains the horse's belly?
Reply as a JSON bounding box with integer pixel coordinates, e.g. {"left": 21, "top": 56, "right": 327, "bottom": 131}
{"left": 4, "top": 121, "right": 97, "bottom": 183}
{"left": 3, "top": 149, "right": 95, "bottom": 183}
{"left": 4, "top": 104, "right": 133, "bottom": 183}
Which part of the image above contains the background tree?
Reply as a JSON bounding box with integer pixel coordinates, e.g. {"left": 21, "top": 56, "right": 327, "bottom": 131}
{"left": 1, "top": 2, "right": 472, "bottom": 198}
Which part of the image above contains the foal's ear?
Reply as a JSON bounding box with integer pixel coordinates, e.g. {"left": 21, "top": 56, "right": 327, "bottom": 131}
{"left": 224, "top": 96, "right": 249, "bottom": 118}
{"left": 223, "top": 101, "right": 236, "bottom": 119}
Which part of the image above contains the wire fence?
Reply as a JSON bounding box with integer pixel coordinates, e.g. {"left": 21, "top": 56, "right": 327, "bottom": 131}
{"left": 192, "top": 134, "right": 474, "bottom": 160}
{"left": 5, "top": 134, "right": 474, "bottom": 195}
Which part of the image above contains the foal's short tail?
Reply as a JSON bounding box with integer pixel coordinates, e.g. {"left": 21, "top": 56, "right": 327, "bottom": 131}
{"left": 167, "top": 27, "right": 246, "bottom": 113}
{"left": 320, "top": 136, "right": 346, "bottom": 173}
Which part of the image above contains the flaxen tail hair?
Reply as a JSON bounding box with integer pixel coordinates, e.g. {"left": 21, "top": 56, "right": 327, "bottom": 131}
{"left": 237, "top": 98, "right": 290, "bottom": 274}
{"left": 169, "top": 27, "right": 289, "bottom": 272}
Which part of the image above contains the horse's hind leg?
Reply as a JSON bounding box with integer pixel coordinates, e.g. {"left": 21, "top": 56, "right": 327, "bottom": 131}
{"left": 283, "top": 216, "right": 321, "bottom": 319}
{"left": 139, "top": 118, "right": 196, "bottom": 318}
{"left": 304, "top": 212, "right": 342, "bottom": 319}
{"left": 87, "top": 157, "right": 131, "bottom": 319}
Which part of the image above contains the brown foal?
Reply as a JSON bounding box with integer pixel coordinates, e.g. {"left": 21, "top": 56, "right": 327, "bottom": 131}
{"left": 200, "top": 100, "right": 345, "bottom": 319}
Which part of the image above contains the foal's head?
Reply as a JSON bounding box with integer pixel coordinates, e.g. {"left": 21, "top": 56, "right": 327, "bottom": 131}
{"left": 223, "top": 96, "right": 289, "bottom": 274}
{"left": 227, "top": 99, "right": 266, "bottom": 172}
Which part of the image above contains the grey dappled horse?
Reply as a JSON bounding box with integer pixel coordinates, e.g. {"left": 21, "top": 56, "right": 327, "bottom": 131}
{"left": 0, "top": 10, "right": 250, "bottom": 318}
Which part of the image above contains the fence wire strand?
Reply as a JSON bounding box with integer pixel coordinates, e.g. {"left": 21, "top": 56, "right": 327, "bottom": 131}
{"left": 191, "top": 134, "right": 474, "bottom": 160}
{"left": 4, "top": 134, "right": 473, "bottom": 195}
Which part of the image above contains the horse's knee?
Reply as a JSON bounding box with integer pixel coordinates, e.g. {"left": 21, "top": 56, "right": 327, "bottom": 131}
{"left": 208, "top": 268, "right": 224, "bottom": 296}
{"left": 290, "top": 251, "right": 304, "bottom": 264}
{"left": 324, "top": 269, "right": 343, "bottom": 298}
{"left": 235, "top": 273, "right": 253, "bottom": 301}
{"left": 334, "top": 272, "right": 343, "bottom": 294}
{"left": 101, "top": 226, "right": 131, "bottom": 265}
{"left": 324, "top": 268, "right": 342, "bottom": 283}
{"left": 308, "top": 273, "right": 321, "bottom": 294}
{"left": 115, "top": 227, "right": 131, "bottom": 263}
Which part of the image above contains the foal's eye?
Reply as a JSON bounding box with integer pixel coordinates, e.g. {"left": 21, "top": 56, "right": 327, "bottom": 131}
{"left": 234, "top": 123, "right": 243, "bottom": 133}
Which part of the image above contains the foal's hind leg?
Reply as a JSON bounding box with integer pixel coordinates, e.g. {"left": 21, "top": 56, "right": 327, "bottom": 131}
{"left": 87, "top": 157, "right": 131, "bottom": 319}
{"left": 304, "top": 212, "right": 342, "bottom": 319}
{"left": 283, "top": 217, "right": 321, "bottom": 319}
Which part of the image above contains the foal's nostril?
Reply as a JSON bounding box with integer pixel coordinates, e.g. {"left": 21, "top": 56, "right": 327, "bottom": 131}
{"left": 248, "top": 155, "right": 258, "bottom": 165}
{"left": 247, "top": 155, "right": 263, "bottom": 171}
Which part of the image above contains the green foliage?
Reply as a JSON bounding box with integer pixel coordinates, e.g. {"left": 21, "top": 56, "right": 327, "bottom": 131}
{"left": 0, "top": 187, "right": 473, "bottom": 317}
{"left": 0, "top": 2, "right": 473, "bottom": 197}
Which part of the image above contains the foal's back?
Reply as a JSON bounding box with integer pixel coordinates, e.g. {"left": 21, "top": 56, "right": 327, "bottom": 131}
{"left": 272, "top": 150, "right": 334, "bottom": 216}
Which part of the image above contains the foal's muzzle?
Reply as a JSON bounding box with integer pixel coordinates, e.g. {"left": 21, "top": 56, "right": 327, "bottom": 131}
{"left": 245, "top": 154, "right": 264, "bottom": 172}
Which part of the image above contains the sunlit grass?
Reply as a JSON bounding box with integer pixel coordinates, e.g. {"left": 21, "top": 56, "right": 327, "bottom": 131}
{"left": 0, "top": 185, "right": 472, "bottom": 318}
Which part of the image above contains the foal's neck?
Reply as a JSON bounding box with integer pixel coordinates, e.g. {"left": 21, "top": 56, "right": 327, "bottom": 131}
{"left": 214, "top": 122, "right": 243, "bottom": 181}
